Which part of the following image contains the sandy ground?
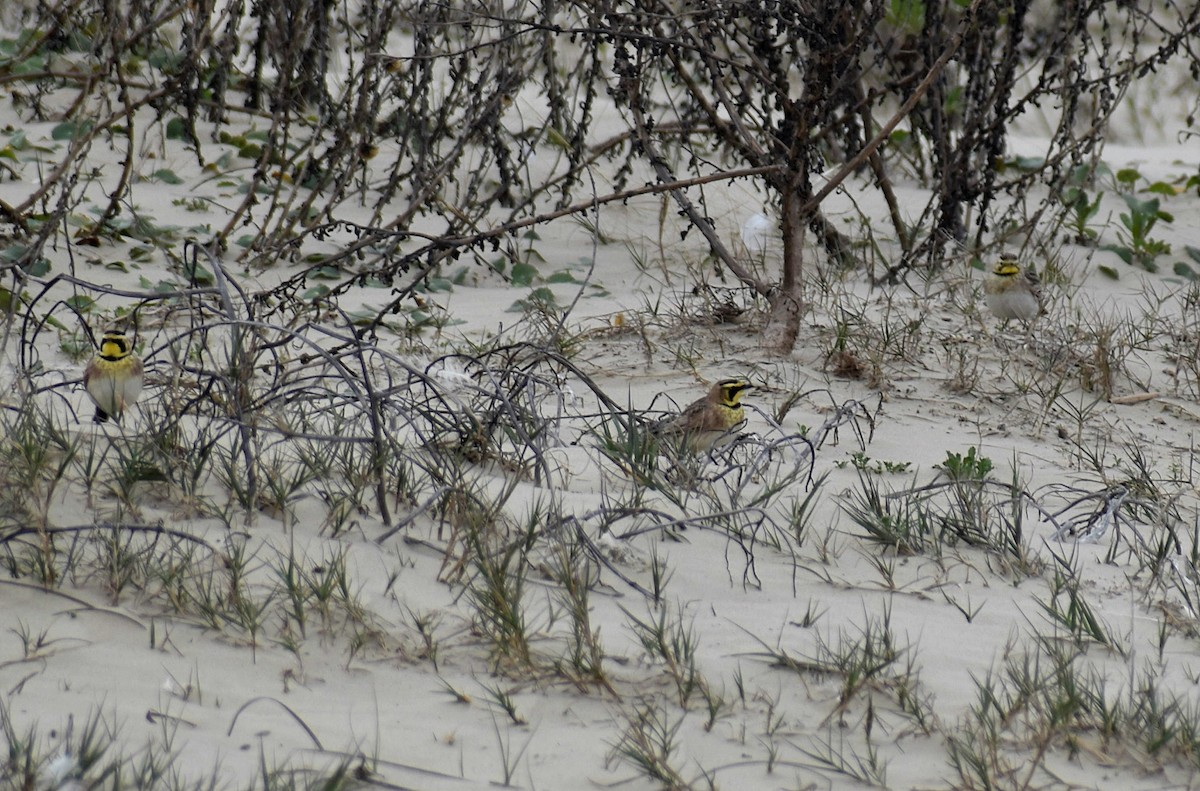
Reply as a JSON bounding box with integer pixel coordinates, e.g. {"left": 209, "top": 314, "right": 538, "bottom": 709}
{"left": 3, "top": 18, "right": 1200, "bottom": 791}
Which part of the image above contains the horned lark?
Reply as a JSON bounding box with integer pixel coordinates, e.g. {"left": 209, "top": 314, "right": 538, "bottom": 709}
{"left": 655, "top": 378, "right": 754, "bottom": 453}
{"left": 984, "top": 254, "right": 1045, "bottom": 323}
{"left": 82, "top": 329, "right": 143, "bottom": 423}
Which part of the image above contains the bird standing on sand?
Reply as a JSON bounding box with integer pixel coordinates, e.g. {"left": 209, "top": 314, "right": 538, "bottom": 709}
{"left": 83, "top": 329, "right": 143, "bottom": 423}
{"left": 984, "top": 253, "right": 1045, "bottom": 323}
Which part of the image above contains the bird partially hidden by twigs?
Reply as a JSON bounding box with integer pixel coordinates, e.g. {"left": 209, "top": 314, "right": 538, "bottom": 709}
{"left": 83, "top": 329, "right": 143, "bottom": 423}
{"left": 652, "top": 378, "right": 755, "bottom": 454}
{"left": 984, "top": 253, "right": 1045, "bottom": 324}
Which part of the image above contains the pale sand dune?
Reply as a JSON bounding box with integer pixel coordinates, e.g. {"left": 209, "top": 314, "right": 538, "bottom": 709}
{"left": 1, "top": 22, "right": 1200, "bottom": 791}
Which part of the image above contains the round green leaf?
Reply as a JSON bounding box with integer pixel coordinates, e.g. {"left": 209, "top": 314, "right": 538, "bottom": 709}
{"left": 510, "top": 261, "right": 538, "bottom": 286}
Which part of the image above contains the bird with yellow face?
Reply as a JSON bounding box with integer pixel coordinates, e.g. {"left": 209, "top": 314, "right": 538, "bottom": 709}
{"left": 654, "top": 378, "right": 754, "bottom": 454}
{"left": 984, "top": 253, "right": 1045, "bottom": 323}
{"left": 83, "top": 329, "right": 143, "bottom": 423}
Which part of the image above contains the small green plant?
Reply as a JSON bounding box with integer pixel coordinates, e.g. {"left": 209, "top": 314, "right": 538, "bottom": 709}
{"left": 796, "top": 726, "right": 889, "bottom": 787}
{"left": 546, "top": 535, "right": 610, "bottom": 691}
{"left": 480, "top": 681, "right": 526, "bottom": 725}
{"left": 1038, "top": 559, "right": 1125, "bottom": 655}
{"left": 647, "top": 542, "right": 673, "bottom": 604}
{"left": 593, "top": 408, "right": 662, "bottom": 490}
{"left": 9, "top": 620, "right": 54, "bottom": 660}
{"left": 940, "top": 588, "right": 986, "bottom": 623}
{"left": 699, "top": 682, "right": 730, "bottom": 732}
{"left": 841, "top": 471, "right": 934, "bottom": 555}
{"left": 939, "top": 447, "right": 994, "bottom": 481}
{"left": 1104, "top": 193, "right": 1172, "bottom": 270}
{"left": 607, "top": 704, "right": 689, "bottom": 789}
{"left": 490, "top": 709, "right": 535, "bottom": 786}
{"left": 1060, "top": 186, "right": 1103, "bottom": 244}
{"left": 437, "top": 677, "right": 472, "bottom": 704}
{"left": 623, "top": 602, "right": 703, "bottom": 707}
{"left": 407, "top": 608, "right": 442, "bottom": 670}
{"left": 836, "top": 451, "right": 912, "bottom": 475}
{"left": 459, "top": 496, "right": 537, "bottom": 671}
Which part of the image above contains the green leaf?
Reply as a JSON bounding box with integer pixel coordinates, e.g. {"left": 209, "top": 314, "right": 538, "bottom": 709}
{"left": 345, "top": 309, "right": 377, "bottom": 326}
{"left": 887, "top": 0, "right": 925, "bottom": 32}
{"left": 66, "top": 295, "right": 95, "bottom": 312}
{"left": 1185, "top": 245, "right": 1200, "bottom": 265}
{"left": 1009, "top": 156, "right": 1045, "bottom": 172}
{"left": 510, "top": 261, "right": 538, "bottom": 286}
{"left": 23, "top": 258, "right": 50, "bottom": 276}
{"left": 151, "top": 168, "right": 184, "bottom": 185}
{"left": 425, "top": 277, "right": 454, "bottom": 293}
{"left": 942, "top": 85, "right": 963, "bottom": 115}
{"left": 51, "top": 121, "right": 79, "bottom": 140}
{"left": 1172, "top": 262, "right": 1197, "bottom": 280}
{"left": 1097, "top": 265, "right": 1119, "bottom": 280}
{"left": 59, "top": 337, "right": 89, "bottom": 357}
{"left": 1101, "top": 244, "right": 1133, "bottom": 266}
{"left": 137, "top": 277, "right": 179, "bottom": 294}
{"left": 184, "top": 261, "right": 215, "bottom": 286}
{"left": 1115, "top": 167, "right": 1141, "bottom": 186}
{"left": 0, "top": 287, "right": 15, "bottom": 311}
{"left": 1146, "top": 181, "right": 1177, "bottom": 196}
{"left": 0, "top": 243, "right": 27, "bottom": 263}
{"left": 129, "top": 461, "right": 167, "bottom": 482}
{"left": 310, "top": 265, "right": 341, "bottom": 280}
{"left": 528, "top": 286, "right": 557, "bottom": 304}
{"left": 148, "top": 49, "right": 180, "bottom": 70}
{"left": 303, "top": 285, "right": 331, "bottom": 301}
{"left": 1120, "top": 193, "right": 1160, "bottom": 216}
{"left": 1067, "top": 163, "right": 1093, "bottom": 187}
{"left": 506, "top": 286, "right": 559, "bottom": 313}
{"left": 547, "top": 270, "right": 580, "bottom": 284}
